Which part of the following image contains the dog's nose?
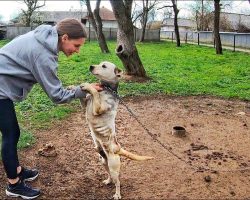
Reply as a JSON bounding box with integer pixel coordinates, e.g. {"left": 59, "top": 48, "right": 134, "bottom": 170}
{"left": 89, "top": 65, "right": 94, "bottom": 72}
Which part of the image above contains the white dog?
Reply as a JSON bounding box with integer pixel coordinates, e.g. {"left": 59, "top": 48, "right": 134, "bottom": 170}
{"left": 80, "top": 61, "right": 153, "bottom": 199}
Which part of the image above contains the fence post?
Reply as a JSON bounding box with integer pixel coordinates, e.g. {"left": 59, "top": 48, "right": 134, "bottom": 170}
{"left": 185, "top": 32, "right": 187, "bottom": 44}
{"left": 171, "top": 31, "right": 173, "bottom": 43}
{"left": 233, "top": 34, "right": 236, "bottom": 52}
{"left": 198, "top": 32, "right": 200, "bottom": 45}
{"left": 88, "top": 22, "right": 91, "bottom": 42}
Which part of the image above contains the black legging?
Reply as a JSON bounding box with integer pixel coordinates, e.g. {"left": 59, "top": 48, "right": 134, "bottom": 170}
{"left": 0, "top": 99, "right": 20, "bottom": 179}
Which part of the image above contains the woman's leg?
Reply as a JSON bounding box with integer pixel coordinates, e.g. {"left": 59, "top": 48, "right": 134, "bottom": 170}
{"left": 0, "top": 99, "right": 20, "bottom": 182}
{"left": 0, "top": 99, "right": 40, "bottom": 199}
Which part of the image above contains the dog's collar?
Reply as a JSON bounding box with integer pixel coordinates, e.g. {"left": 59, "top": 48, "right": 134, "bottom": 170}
{"left": 101, "top": 81, "right": 120, "bottom": 99}
{"left": 101, "top": 81, "right": 118, "bottom": 93}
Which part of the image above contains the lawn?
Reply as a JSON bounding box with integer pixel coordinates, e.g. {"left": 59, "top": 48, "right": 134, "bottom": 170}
{"left": 0, "top": 39, "right": 249, "bottom": 150}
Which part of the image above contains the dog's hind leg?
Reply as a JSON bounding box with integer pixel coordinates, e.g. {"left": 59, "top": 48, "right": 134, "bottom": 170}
{"left": 92, "top": 138, "right": 112, "bottom": 185}
{"left": 96, "top": 147, "right": 113, "bottom": 185}
{"left": 100, "top": 156, "right": 112, "bottom": 185}
{"left": 106, "top": 152, "right": 121, "bottom": 199}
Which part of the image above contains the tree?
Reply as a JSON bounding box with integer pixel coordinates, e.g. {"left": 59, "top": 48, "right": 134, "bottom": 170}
{"left": 158, "top": 0, "right": 180, "bottom": 47}
{"left": 139, "top": 0, "right": 158, "bottom": 42}
{"left": 188, "top": 0, "right": 232, "bottom": 31}
{"left": 220, "top": 14, "right": 233, "bottom": 32}
{"left": 81, "top": 0, "right": 110, "bottom": 53}
{"left": 109, "top": 0, "right": 146, "bottom": 77}
{"left": 201, "top": 0, "right": 204, "bottom": 30}
{"left": 21, "top": 0, "right": 46, "bottom": 27}
{"left": 171, "top": 0, "right": 180, "bottom": 47}
{"left": 157, "top": 5, "right": 173, "bottom": 21}
{"left": 131, "top": 0, "right": 158, "bottom": 41}
{"left": 188, "top": 1, "right": 213, "bottom": 31}
{"left": 214, "top": 0, "right": 222, "bottom": 54}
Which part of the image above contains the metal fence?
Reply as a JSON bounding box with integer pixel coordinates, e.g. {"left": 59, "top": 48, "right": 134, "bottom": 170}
{"left": 6, "top": 27, "right": 32, "bottom": 39}
{"left": 161, "top": 31, "right": 250, "bottom": 51}
{"left": 5, "top": 26, "right": 160, "bottom": 42}
{"left": 84, "top": 27, "right": 161, "bottom": 42}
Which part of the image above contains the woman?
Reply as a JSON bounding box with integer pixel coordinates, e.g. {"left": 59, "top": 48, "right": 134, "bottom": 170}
{"left": 0, "top": 18, "right": 101, "bottom": 199}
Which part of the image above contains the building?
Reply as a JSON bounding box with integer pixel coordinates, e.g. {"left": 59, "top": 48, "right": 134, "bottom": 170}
{"left": 37, "top": 10, "right": 87, "bottom": 25}
{"left": 6, "top": 7, "right": 119, "bottom": 40}
{"left": 0, "top": 22, "right": 7, "bottom": 39}
{"left": 161, "top": 18, "right": 196, "bottom": 32}
{"left": 83, "top": 6, "right": 118, "bottom": 29}
{"left": 220, "top": 12, "right": 250, "bottom": 32}
{"left": 11, "top": 6, "right": 117, "bottom": 29}
{"left": 146, "top": 21, "right": 162, "bottom": 30}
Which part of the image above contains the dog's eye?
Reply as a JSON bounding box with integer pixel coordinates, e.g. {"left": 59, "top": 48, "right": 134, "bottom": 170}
{"left": 102, "top": 65, "right": 107, "bottom": 68}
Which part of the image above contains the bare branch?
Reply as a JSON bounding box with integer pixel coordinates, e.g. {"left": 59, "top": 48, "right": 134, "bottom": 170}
{"left": 20, "top": 0, "right": 46, "bottom": 26}
{"left": 157, "top": 5, "right": 173, "bottom": 10}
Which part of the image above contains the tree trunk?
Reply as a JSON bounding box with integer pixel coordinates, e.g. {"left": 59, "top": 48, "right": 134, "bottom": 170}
{"left": 93, "top": 0, "right": 110, "bottom": 53}
{"left": 110, "top": 0, "right": 146, "bottom": 77}
{"left": 201, "top": 0, "right": 204, "bottom": 31}
{"left": 85, "top": 0, "right": 110, "bottom": 53}
{"left": 139, "top": 0, "right": 149, "bottom": 42}
{"left": 214, "top": 0, "right": 222, "bottom": 54}
{"left": 139, "top": 10, "right": 148, "bottom": 42}
{"left": 26, "top": 14, "right": 32, "bottom": 27}
{"left": 172, "top": 0, "right": 180, "bottom": 47}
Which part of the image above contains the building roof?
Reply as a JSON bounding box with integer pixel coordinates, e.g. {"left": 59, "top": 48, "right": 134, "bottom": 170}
{"left": 99, "top": 6, "right": 116, "bottom": 21}
{"left": 37, "top": 10, "right": 88, "bottom": 23}
{"left": 220, "top": 12, "right": 250, "bottom": 17}
{"left": 83, "top": 6, "right": 116, "bottom": 21}
{"left": 11, "top": 7, "right": 116, "bottom": 25}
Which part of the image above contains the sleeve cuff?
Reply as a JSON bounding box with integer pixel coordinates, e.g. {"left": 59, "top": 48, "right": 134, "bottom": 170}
{"left": 74, "top": 86, "right": 86, "bottom": 98}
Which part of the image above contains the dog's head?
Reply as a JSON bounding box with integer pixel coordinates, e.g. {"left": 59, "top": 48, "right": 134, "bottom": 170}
{"left": 89, "top": 61, "right": 122, "bottom": 83}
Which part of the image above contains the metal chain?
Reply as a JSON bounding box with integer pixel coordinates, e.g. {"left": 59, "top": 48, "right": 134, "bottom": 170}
{"left": 103, "top": 86, "right": 250, "bottom": 173}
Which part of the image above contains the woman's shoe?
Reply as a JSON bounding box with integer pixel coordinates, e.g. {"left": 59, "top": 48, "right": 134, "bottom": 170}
{"left": 18, "top": 167, "right": 39, "bottom": 182}
{"left": 6, "top": 179, "right": 40, "bottom": 199}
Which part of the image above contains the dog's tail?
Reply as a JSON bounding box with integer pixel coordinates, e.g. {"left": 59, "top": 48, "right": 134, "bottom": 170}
{"left": 117, "top": 148, "right": 154, "bottom": 161}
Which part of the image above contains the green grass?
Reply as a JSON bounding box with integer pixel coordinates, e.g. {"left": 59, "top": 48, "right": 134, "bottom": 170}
{"left": 0, "top": 39, "right": 249, "bottom": 151}
{"left": 0, "top": 128, "right": 35, "bottom": 157}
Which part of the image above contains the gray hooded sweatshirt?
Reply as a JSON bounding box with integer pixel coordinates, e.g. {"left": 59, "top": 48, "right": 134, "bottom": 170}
{"left": 0, "top": 25, "right": 86, "bottom": 103}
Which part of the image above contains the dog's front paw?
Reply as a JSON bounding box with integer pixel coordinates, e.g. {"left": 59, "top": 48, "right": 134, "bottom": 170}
{"left": 103, "top": 177, "right": 112, "bottom": 185}
{"left": 113, "top": 193, "right": 121, "bottom": 200}
{"left": 66, "top": 85, "right": 76, "bottom": 90}
{"left": 80, "top": 83, "right": 92, "bottom": 91}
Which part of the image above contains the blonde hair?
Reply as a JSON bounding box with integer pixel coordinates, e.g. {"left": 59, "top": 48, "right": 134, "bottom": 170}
{"left": 56, "top": 18, "right": 87, "bottom": 39}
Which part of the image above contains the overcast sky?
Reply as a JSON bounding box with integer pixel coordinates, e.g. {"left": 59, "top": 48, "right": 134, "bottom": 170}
{"left": 0, "top": 0, "right": 249, "bottom": 22}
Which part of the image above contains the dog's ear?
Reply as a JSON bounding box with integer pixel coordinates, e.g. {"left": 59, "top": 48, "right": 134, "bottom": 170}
{"left": 114, "top": 68, "right": 123, "bottom": 78}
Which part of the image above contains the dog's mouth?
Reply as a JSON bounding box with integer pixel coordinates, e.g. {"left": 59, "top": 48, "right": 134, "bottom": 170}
{"left": 91, "top": 72, "right": 99, "bottom": 77}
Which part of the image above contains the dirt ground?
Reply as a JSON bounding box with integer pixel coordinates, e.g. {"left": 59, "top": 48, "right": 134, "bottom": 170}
{"left": 0, "top": 95, "right": 250, "bottom": 200}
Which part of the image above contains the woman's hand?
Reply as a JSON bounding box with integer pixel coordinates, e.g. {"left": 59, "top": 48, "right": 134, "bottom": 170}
{"left": 90, "top": 83, "right": 103, "bottom": 91}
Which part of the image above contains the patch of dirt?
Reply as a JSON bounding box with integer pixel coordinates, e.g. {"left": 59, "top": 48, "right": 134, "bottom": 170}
{"left": 122, "top": 74, "right": 151, "bottom": 83}
{"left": 1, "top": 95, "right": 250, "bottom": 199}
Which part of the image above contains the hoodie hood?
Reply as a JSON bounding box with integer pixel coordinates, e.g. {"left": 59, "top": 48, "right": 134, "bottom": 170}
{"left": 34, "top": 25, "right": 59, "bottom": 55}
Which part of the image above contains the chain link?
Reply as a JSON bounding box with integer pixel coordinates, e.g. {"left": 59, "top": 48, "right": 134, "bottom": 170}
{"left": 103, "top": 86, "right": 250, "bottom": 173}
